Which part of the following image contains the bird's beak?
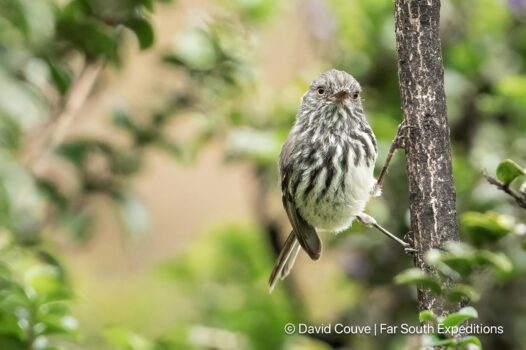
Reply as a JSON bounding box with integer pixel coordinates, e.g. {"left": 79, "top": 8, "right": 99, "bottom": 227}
{"left": 332, "top": 90, "right": 350, "bottom": 101}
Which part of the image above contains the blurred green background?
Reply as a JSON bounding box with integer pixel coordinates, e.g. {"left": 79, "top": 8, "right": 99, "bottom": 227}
{"left": 1, "top": 0, "right": 526, "bottom": 349}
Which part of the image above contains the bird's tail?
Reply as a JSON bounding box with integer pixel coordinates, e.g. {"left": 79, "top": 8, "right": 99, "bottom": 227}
{"left": 268, "top": 231, "right": 301, "bottom": 293}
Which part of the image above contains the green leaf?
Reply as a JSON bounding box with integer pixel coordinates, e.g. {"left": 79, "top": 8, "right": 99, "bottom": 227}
{"left": 426, "top": 242, "right": 477, "bottom": 277}
{"left": 39, "top": 314, "right": 78, "bottom": 336}
{"left": 103, "top": 326, "right": 155, "bottom": 350}
{"left": 457, "top": 336, "right": 482, "bottom": 349}
{"left": 425, "top": 335, "right": 482, "bottom": 350}
{"left": 62, "top": 208, "right": 94, "bottom": 241}
{"left": 475, "top": 250, "right": 513, "bottom": 276}
{"left": 441, "top": 256, "right": 475, "bottom": 277}
{"left": 24, "top": 264, "right": 62, "bottom": 296}
{"left": 394, "top": 268, "right": 441, "bottom": 293}
{"left": 156, "top": 138, "right": 186, "bottom": 160}
{"left": 170, "top": 30, "right": 217, "bottom": 71}
{"left": 0, "top": 116, "right": 22, "bottom": 151}
{"left": 0, "top": 182, "right": 11, "bottom": 229}
{"left": 112, "top": 110, "right": 136, "bottom": 131}
{"left": 1, "top": 0, "right": 29, "bottom": 38}
{"left": 496, "top": 159, "right": 525, "bottom": 185}
{"left": 41, "top": 290, "right": 75, "bottom": 304}
{"left": 497, "top": 76, "right": 526, "bottom": 107}
{"left": 441, "top": 306, "right": 478, "bottom": 328}
{"left": 46, "top": 60, "right": 72, "bottom": 95}
{"left": 57, "top": 139, "right": 113, "bottom": 166}
{"left": 126, "top": 17, "right": 155, "bottom": 50}
{"left": 423, "top": 335, "right": 458, "bottom": 347}
{"left": 37, "top": 179, "right": 69, "bottom": 211}
{"left": 419, "top": 310, "right": 437, "bottom": 323}
{"left": 461, "top": 211, "right": 514, "bottom": 244}
{"left": 141, "top": 0, "right": 155, "bottom": 11}
{"left": 425, "top": 249, "right": 443, "bottom": 265}
{"left": 57, "top": 17, "right": 119, "bottom": 63}
{"left": 114, "top": 150, "right": 142, "bottom": 175}
{"left": 446, "top": 284, "right": 480, "bottom": 302}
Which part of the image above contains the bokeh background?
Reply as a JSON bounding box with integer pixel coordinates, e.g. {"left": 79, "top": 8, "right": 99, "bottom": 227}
{"left": 1, "top": 0, "right": 526, "bottom": 349}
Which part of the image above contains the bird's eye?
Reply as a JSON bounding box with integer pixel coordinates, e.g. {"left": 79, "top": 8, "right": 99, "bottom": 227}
{"left": 352, "top": 91, "right": 360, "bottom": 99}
{"left": 317, "top": 87, "right": 325, "bottom": 95}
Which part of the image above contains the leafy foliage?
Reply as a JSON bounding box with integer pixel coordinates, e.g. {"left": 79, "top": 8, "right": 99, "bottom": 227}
{"left": 157, "top": 225, "right": 301, "bottom": 350}
{"left": 0, "top": 248, "right": 77, "bottom": 350}
{"left": 1, "top": 0, "right": 526, "bottom": 349}
{"left": 496, "top": 159, "right": 526, "bottom": 185}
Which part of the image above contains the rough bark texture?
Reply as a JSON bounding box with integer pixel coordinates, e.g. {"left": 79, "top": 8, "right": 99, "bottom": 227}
{"left": 394, "top": 0, "right": 460, "bottom": 314}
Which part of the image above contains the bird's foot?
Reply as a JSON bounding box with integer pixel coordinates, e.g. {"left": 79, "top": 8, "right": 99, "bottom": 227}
{"left": 393, "top": 122, "right": 415, "bottom": 150}
{"left": 372, "top": 121, "right": 415, "bottom": 193}
{"left": 403, "top": 243, "right": 417, "bottom": 254}
{"left": 403, "top": 232, "right": 416, "bottom": 255}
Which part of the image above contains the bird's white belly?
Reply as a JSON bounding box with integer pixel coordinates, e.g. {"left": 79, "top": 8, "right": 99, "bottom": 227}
{"left": 298, "top": 161, "right": 375, "bottom": 233}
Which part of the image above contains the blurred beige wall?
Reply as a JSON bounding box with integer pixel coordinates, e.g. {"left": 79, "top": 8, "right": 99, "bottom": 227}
{"left": 63, "top": 0, "right": 319, "bottom": 278}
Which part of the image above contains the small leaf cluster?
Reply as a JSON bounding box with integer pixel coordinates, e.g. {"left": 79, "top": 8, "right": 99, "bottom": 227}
{"left": 419, "top": 307, "right": 481, "bottom": 349}
{"left": 394, "top": 207, "right": 523, "bottom": 348}
{"left": 491, "top": 159, "right": 526, "bottom": 208}
{"left": 0, "top": 248, "right": 77, "bottom": 350}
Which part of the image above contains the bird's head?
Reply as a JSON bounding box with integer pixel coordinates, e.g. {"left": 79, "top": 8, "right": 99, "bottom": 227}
{"left": 301, "top": 69, "right": 363, "bottom": 112}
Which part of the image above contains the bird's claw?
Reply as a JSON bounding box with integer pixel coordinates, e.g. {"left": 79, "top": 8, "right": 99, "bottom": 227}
{"left": 393, "top": 122, "right": 415, "bottom": 149}
{"left": 402, "top": 231, "right": 416, "bottom": 254}
{"left": 403, "top": 245, "right": 417, "bottom": 254}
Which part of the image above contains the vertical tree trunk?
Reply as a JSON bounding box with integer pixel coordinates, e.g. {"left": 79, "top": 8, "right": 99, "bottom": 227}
{"left": 394, "top": 0, "right": 460, "bottom": 314}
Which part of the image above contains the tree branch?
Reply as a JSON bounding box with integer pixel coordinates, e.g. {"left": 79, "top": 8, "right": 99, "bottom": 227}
{"left": 24, "top": 61, "right": 104, "bottom": 171}
{"left": 484, "top": 173, "right": 526, "bottom": 209}
{"left": 50, "top": 63, "right": 103, "bottom": 147}
{"left": 394, "top": 0, "right": 460, "bottom": 315}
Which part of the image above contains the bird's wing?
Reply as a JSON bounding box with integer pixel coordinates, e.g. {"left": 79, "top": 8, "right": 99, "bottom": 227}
{"left": 279, "top": 138, "right": 321, "bottom": 260}
{"left": 282, "top": 195, "right": 321, "bottom": 260}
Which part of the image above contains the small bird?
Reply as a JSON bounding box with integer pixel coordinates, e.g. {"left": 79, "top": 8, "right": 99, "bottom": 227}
{"left": 269, "top": 69, "right": 412, "bottom": 292}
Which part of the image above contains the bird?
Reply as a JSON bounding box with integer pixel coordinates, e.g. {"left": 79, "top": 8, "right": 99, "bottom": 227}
{"left": 269, "top": 69, "right": 413, "bottom": 292}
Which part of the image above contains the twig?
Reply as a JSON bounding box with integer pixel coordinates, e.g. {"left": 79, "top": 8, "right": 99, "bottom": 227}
{"left": 49, "top": 62, "right": 103, "bottom": 147}
{"left": 24, "top": 61, "right": 104, "bottom": 171}
{"left": 375, "top": 122, "right": 410, "bottom": 189}
{"left": 483, "top": 173, "right": 526, "bottom": 209}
